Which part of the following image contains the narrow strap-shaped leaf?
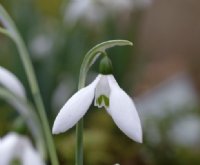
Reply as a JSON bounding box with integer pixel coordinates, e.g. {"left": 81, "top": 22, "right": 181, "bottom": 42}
{"left": 0, "top": 5, "right": 59, "bottom": 164}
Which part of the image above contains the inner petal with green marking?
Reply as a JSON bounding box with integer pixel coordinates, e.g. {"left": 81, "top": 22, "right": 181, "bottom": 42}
{"left": 94, "top": 75, "right": 111, "bottom": 109}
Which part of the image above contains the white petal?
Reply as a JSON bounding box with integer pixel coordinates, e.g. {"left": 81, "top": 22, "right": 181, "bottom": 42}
{"left": 0, "top": 66, "right": 26, "bottom": 98}
{"left": 94, "top": 75, "right": 110, "bottom": 108}
{"left": 0, "top": 133, "right": 20, "bottom": 165}
{"left": 52, "top": 75, "right": 101, "bottom": 134}
{"left": 107, "top": 75, "right": 142, "bottom": 143}
{"left": 21, "top": 139, "right": 45, "bottom": 165}
{"left": 0, "top": 133, "right": 45, "bottom": 165}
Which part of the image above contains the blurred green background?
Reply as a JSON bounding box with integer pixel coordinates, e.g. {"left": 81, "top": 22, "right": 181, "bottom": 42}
{"left": 0, "top": 0, "right": 200, "bottom": 164}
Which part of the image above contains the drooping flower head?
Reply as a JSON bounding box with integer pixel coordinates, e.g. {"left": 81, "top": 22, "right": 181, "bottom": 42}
{"left": 53, "top": 56, "right": 142, "bottom": 143}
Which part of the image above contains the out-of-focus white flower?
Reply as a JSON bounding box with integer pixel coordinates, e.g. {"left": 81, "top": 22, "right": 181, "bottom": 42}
{"left": 64, "top": 0, "right": 152, "bottom": 26}
{"left": 0, "top": 66, "right": 26, "bottom": 98}
{"left": 136, "top": 73, "right": 198, "bottom": 120}
{"left": 0, "top": 132, "right": 45, "bottom": 165}
{"left": 29, "top": 34, "right": 54, "bottom": 59}
{"left": 64, "top": 0, "right": 106, "bottom": 25}
{"left": 169, "top": 115, "right": 200, "bottom": 147}
{"left": 53, "top": 74, "right": 142, "bottom": 143}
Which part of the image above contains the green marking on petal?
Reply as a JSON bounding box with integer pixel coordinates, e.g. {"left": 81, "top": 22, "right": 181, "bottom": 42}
{"left": 97, "top": 95, "right": 103, "bottom": 105}
{"left": 103, "top": 95, "right": 109, "bottom": 107}
{"left": 96, "top": 95, "right": 109, "bottom": 108}
{"left": 11, "top": 158, "right": 21, "bottom": 165}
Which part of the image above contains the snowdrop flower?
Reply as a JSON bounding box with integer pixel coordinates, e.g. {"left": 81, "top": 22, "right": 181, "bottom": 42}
{"left": 0, "top": 132, "right": 45, "bottom": 165}
{"left": 0, "top": 66, "right": 26, "bottom": 98}
{"left": 29, "top": 34, "right": 53, "bottom": 59}
{"left": 53, "top": 56, "right": 142, "bottom": 143}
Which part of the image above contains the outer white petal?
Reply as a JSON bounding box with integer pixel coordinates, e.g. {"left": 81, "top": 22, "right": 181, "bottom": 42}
{"left": 52, "top": 75, "right": 101, "bottom": 134}
{"left": 0, "top": 133, "right": 45, "bottom": 165}
{"left": 21, "top": 139, "right": 45, "bottom": 165}
{"left": 0, "top": 66, "right": 26, "bottom": 98}
{"left": 107, "top": 75, "right": 142, "bottom": 143}
{"left": 0, "top": 133, "right": 19, "bottom": 165}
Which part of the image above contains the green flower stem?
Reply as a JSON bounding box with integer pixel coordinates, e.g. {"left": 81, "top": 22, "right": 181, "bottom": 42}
{"left": 76, "top": 40, "right": 133, "bottom": 165}
{"left": 75, "top": 118, "right": 83, "bottom": 165}
{"left": 0, "top": 5, "right": 59, "bottom": 165}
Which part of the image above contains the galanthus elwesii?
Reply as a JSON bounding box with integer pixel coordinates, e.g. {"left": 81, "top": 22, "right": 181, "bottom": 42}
{"left": 52, "top": 56, "right": 142, "bottom": 143}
